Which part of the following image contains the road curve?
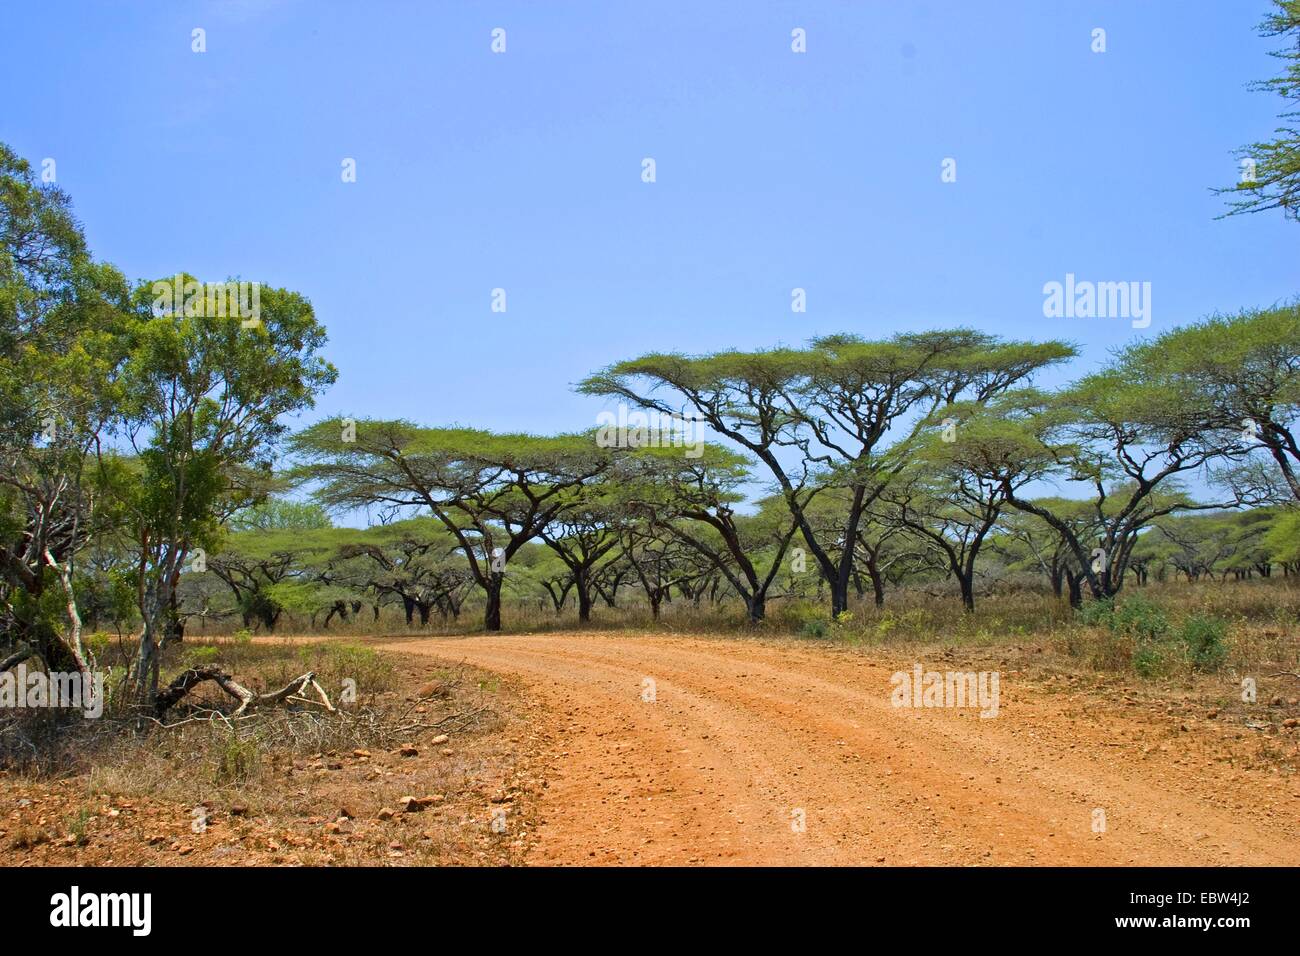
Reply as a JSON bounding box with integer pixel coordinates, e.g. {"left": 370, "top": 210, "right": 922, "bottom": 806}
{"left": 377, "top": 632, "right": 1300, "bottom": 866}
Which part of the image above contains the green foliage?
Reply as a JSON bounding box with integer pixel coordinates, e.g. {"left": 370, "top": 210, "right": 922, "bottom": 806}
{"left": 1077, "top": 596, "right": 1116, "bottom": 628}
{"left": 801, "top": 619, "right": 829, "bottom": 638}
{"left": 1111, "top": 594, "right": 1170, "bottom": 643}
{"left": 181, "top": 644, "right": 221, "bottom": 668}
{"left": 1178, "top": 614, "right": 1230, "bottom": 672}
{"left": 1220, "top": 1, "right": 1300, "bottom": 221}
{"left": 295, "top": 641, "right": 391, "bottom": 693}
{"left": 1079, "top": 593, "right": 1230, "bottom": 677}
{"left": 215, "top": 733, "right": 259, "bottom": 785}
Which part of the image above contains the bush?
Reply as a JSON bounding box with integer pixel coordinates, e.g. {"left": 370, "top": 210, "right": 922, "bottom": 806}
{"left": 1111, "top": 593, "right": 1169, "bottom": 643}
{"left": 1131, "top": 642, "right": 1166, "bottom": 679}
{"left": 1077, "top": 597, "right": 1116, "bottom": 628}
{"left": 1078, "top": 593, "right": 1174, "bottom": 678}
{"left": 181, "top": 644, "right": 220, "bottom": 668}
{"left": 1179, "top": 614, "right": 1229, "bottom": 672}
{"left": 1077, "top": 593, "right": 1232, "bottom": 678}
{"left": 801, "top": 619, "right": 829, "bottom": 639}
{"left": 295, "top": 640, "right": 392, "bottom": 694}
{"left": 215, "top": 734, "right": 259, "bottom": 785}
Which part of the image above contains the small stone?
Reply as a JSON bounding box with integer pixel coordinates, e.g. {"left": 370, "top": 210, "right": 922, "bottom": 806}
{"left": 377, "top": 808, "right": 396, "bottom": 821}
{"left": 431, "top": 734, "right": 449, "bottom": 745}
{"left": 399, "top": 745, "right": 419, "bottom": 758}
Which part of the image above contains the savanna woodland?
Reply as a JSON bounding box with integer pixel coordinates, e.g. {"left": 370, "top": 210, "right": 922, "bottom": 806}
{"left": 2, "top": 0, "right": 1299, "bottom": 873}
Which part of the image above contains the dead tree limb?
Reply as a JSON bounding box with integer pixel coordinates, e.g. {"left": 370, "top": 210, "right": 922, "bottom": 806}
{"left": 44, "top": 548, "right": 97, "bottom": 704}
{"left": 0, "top": 644, "right": 35, "bottom": 672}
{"left": 154, "top": 666, "right": 336, "bottom": 718}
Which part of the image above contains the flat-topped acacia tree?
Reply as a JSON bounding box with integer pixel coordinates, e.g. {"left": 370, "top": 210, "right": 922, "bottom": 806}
{"left": 615, "top": 445, "right": 799, "bottom": 624}
{"left": 951, "top": 367, "right": 1244, "bottom": 602}
{"left": 289, "top": 420, "right": 612, "bottom": 630}
{"left": 579, "top": 330, "right": 1073, "bottom": 617}
{"left": 536, "top": 492, "right": 624, "bottom": 625}
{"left": 1123, "top": 303, "right": 1300, "bottom": 502}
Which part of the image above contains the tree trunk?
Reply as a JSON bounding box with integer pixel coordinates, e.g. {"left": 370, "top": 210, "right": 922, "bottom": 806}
{"left": 484, "top": 574, "right": 504, "bottom": 631}
{"left": 865, "top": 556, "right": 885, "bottom": 608}
{"left": 959, "top": 574, "right": 976, "bottom": 612}
{"left": 1066, "top": 571, "right": 1083, "bottom": 609}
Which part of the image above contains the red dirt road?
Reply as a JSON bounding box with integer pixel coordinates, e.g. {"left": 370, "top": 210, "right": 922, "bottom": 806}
{"left": 379, "top": 632, "right": 1300, "bottom": 866}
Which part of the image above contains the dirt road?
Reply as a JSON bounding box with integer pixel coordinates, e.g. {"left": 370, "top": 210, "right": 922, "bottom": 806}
{"left": 379, "top": 632, "right": 1300, "bottom": 866}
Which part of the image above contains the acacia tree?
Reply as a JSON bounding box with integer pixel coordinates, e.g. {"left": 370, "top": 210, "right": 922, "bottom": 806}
{"left": 1128, "top": 303, "right": 1300, "bottom": 501}
{"left": 883, "top": 417, "right": 1041, "bottom": 611}
{"left": 960, "top": 360, "right": 1245, "bottom": 602}
{"left": 615, "top": 517, "right": 710, "bottom": 620}
{"left": 207, "top": 502, "right": 334, "bottom": 631}
{"left": 112, "top": 278, "right": 336, "bottom": 702}
{"left": 290, "top": 421, "right": 611, "bottom": 631}
{"left": 537, "top": 494, "right": 624, "bottom": 624}
{"left": 994, "top": 501, "right": 1093, "bottom": 601}
{"left": 333, "top": 518, "right": 475, "bottom": 626}
{"left": 1220, "top": 1, "right": 1300, "bottom": 220}
{"left": 580, "top": 331, "right": 1072, "bottom": 617}
{"left": 618, "top": 446, "right": 798, "bottom": 624}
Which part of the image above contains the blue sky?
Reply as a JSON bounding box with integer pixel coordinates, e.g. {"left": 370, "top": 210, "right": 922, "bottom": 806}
{"left": 3, "top": 0, "right": 1297, "bottom": 443}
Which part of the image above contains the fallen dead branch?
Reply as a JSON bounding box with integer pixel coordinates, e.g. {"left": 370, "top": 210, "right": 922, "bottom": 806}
{"left": 0, "top": 644, "right": 36, "bottom": 673}
{"left": 154, "top": 665, "right": 337, "bottom": 718}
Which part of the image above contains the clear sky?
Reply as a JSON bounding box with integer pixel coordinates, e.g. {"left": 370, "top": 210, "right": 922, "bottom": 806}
{"left": 3, "top": 0, "right": 1297, "bottom": 441}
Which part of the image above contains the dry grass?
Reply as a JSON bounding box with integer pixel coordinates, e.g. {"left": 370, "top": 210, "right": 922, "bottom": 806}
{"left": 0, "top": 640, "right": 535, "bottom": 865}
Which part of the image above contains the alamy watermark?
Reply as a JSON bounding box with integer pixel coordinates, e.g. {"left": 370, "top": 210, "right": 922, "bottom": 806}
{"left": 890, "top": 663, "right": 1000, "bottom": 719}
{"left": 151, "top": 275, "right": 261, "bottom": 328}
{"left": 1042, "top": 273, "right": 1151, "bottom": 329}
{"left": 0, "top": 663, "right": 103, "bottom": 718}
{"left": 596, "top": 404, "right": 706, "bottom": 458}
{"left": 50, "top": 886, "right": 151, "bottom": 936}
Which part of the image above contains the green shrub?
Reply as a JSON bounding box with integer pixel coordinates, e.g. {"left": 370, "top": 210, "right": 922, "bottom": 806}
{"left": 801, "top": 619, "right": 829, "bottom": 638}
{"left": 295, "top": 641, "right": 391, "bottom": 692}
{"left": 1131, "top": 641, "right": 1166, "bottom": 679}
{"left": 1077, "top": 597, "right": 1115, "bottom": 628}
{"left": 1079, "top": 593, "right": 1173, "bottom": 678}
{"left": 85, "top": 632, "right": 113, "bottom": 660}
{"left": 1179, "top": 614, "right": 1229, "bottom": 672}
{"left": 1111, "top": 593, "right": 1169, "bottom": 643}
{"left": 181, "top": 644, "right": 220, "bottom": 668}
{"left": 215, "top": 734, "right": 259, "bottom": 784}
